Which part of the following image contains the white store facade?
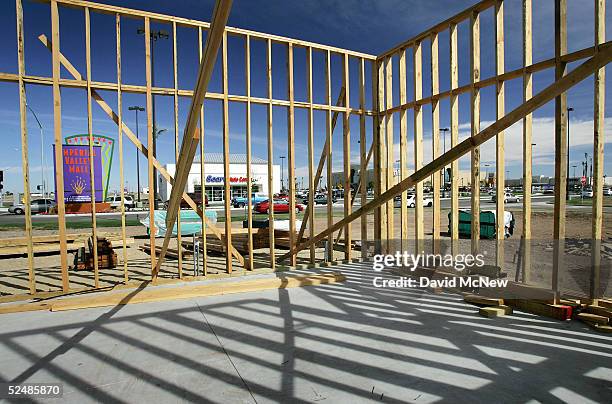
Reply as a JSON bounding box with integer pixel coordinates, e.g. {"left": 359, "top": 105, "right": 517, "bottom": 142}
{"left": 159, "top": 153, "right": 281, "bottom": 203}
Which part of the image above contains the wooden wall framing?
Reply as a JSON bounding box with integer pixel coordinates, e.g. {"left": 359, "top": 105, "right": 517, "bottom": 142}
{"left": 2, "top": 0, "right": 610, "bottom": 304}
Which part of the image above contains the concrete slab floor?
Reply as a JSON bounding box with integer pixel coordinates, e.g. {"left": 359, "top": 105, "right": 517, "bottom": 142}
{"left": 0, "top": 262, "right": 611, "bottom": 403}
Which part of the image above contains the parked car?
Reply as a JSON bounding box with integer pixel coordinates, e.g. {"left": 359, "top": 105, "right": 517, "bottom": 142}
{"left": 393, "top": 193, "right": 433, "bottom": 208}
{"left": 231, "top": 194, "right": 268, "bottom": 208}
{"left": 491, "top": 192, "right": 521, "bottom": 203}
{"left": 9, "top": 198, "right": 56, "bottom": 215}
{"left": 106, "top": 195, "right": 136, "bottom": 210}
{"left": 582, "top": 188, "right": 594, "bottom": 198}
{"left": 313, "top": 194, "right": 337, "bottom": 205}
{"left": 254, "top": 199, "right": 305, "bottom": 214}
{"left": 604, "top": 188, "right": 612, "bottom": 196}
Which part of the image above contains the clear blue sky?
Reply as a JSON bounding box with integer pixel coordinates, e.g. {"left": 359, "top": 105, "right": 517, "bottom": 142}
{"left": 0, "top": 0, "right": 610, "bottom": 194}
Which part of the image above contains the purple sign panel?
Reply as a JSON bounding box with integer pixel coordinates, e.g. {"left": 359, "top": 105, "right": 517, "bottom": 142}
{"left": 53, "top": 145, "right": 103, "bottom": 203}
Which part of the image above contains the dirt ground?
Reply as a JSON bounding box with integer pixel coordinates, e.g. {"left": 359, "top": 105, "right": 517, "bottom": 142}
{"left": 0, "top": 206, "right": 610, "bottom": 299}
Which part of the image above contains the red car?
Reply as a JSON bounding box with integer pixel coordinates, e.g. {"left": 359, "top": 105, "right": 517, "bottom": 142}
{"left": 255, "top": 199, "right": 304, "bottom": 214}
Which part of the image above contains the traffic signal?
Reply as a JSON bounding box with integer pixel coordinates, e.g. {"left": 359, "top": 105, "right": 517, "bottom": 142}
{"left": 0, "top": 170, "right": 3, "bottom": 191}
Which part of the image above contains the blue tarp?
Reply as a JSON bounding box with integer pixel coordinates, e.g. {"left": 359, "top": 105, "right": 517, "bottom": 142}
{"left": 140, "top": 210, "right": 218, "bottom": 237}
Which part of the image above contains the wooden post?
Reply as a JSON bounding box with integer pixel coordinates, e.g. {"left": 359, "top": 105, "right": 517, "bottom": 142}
{"left": 85, "top": 8, "right": 100, "bottom": 288}
{"left": 267, "top": 38, "right": 275, "bottom": 269}
{"left": 591, "top": 0, "right": 605, "bottom": 303}
{"left": 222, "top": 32, "right": 232, "bottom": 273}
{"left": 287, "top": 43, "right": 297, "bottom": 267}
{"left": 198, "top": 27, "right": 207, "bottom": 276}
{"left": 522, "top": 0, "right": 533, "bottom": 284}
{"left": 306, "top": 47, "right": 315, "bottom": 263}
{"left": 431, "top": 33, "right": 441, "bottom": 255}
{"left": 246, "top": 34, "right": 254, "bottom": 270}
{"left": 116, "top": 14, "right": 129, "bottom": 284}
{"left": 385, "top": 56, "right": 394, "bottom": 248}
{"left": 450, "top": 22, "right": 459, "bottom": 256}
{"left": 470, "top": 11, "right": 481, "bottom": 255}
{"left": 326, "top": 50, "right": 333, "bottom": 261}
{"left": 144, "top": 17, "right": 156, "bottom": 277}
{"left": 173, "top": 21, "right": 183, "bottom": 279}
{"left": 399, "top": 49, "right": 408, "bottom": 251}
{"left": 342, "top": 53, "right": 351, "bottom": 260}
{"left": 15, "top": 0, "right": 35, "bottom": 294}
{"left": 51, "top": 0, "right": 70, "bottom": 292}
{"left": 552, "top": 0, "right": 568, "bottom": 302}
{"left": 376, "top": 60, "right": 387, "bottom": 250}
{"left": 414, "top": 42, "right": 424, "bottom": 252}
{"left": 359, "top": 58, "right": 367, "bottom": 259}
{"left": 495, "top": 0, "right": 505, "bottom": 268}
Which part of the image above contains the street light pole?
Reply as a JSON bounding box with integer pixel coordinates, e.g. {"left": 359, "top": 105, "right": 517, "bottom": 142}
{"left": 26, "top": 104, "right": 48, "bottom": 212}
{"left": 279, "top": 156, "right": 286, "bottom": 192}
{"left": 129, "top": 106, "right": 145, "bottom": 202}
{"left": 566, "top": 107, "right": 573, "bottom": 200}
{"left": 138, "top": 27, "right": 168, "bottom": 209}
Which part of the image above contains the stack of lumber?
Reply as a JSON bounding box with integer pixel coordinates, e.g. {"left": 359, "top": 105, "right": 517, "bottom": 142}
{"left": 578, "top": 302, "right": 612, "bottom": 333}
{"left": 463, "top": 294, "right": 512, "bottom": 318}
{"left": 73, "top": 237, "right": 117, "bottom": 270}
{"left": 0, "top": 232, "right": 133, "bottom": 256}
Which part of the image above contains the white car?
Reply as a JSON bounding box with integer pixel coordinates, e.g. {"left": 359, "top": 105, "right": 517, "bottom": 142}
{"left": 581, "top": 189, "right": 594, "bottom": 198}
{"left": 491, "top": 192, "right": 521, "bottom": 203}
{"left": 394, "top": 194, "right": 433, "bottom": 208}
{"left": 605, "top": 188, "right": 612, "bottom": 196}
{"left": 106, "top": 195, "right": 136, "bottom": 210}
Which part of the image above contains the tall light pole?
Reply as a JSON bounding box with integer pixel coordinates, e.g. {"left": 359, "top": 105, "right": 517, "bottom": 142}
{"left": 138, "top": 27, "right": 169, "bottom": 208}
{"left": 279, "top": 156, "right": 286, "bottom": 192}
{"left": 26, "top": 104, "right": 45, "bottom": 203}
{"left": 566, "top": 107, "right": 573, "bottom": 200}
{"left": 440, "top": 127, "right": 449, "bottom": 188}
{"left": 128, "top": 105, "right": 144, "bottom": 202}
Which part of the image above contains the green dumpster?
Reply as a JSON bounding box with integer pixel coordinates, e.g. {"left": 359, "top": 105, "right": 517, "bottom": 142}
{"left": 448, "top": 209, "right": 514, "bottom": 239}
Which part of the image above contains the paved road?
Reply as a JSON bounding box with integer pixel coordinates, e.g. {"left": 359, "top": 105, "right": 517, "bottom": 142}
{"left": 0, "top": 194, "right": 604, "bottom": 226}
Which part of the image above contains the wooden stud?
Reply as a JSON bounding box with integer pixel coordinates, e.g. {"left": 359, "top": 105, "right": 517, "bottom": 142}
{"left": 399, "top": 49, "right": 408, "bottom": 251}
{"left": 470, "top": 11, "right": 481, "bottom": 254}
{"left": 116, "top": 13, "right": 128, "bottom": 284}
{"left": 326, "top": 50, "right": 333, "bottom": 261}
{"left": 385, "top": 56, "right": 394, "bottom": 248}
{"left": 15, "top": 0, "right": 35, "bottom": 294}
{"left": 85, "top": 8, "right": 100, "bottom": 288}
{"left": 51, "top": 0, "right": 70, "bottom": 292}
{"left": 144, "top": 17, "right": 156, "bottom": 277}
{"left": 431, "top": 32, "right": 441, "bottom": 254}
{"left": 522, "top": 0, "right": 533, "bottom": 284}
{"left": 173, "top": 21, "right": 183, "bottom": 278}
{"left": 359, "top": 58, "right": 367, "bottom": 258}
{"left": 287, "top": 43, "right": 296, "bottom": 267}
{"left": 450, "top": 22, "right": 459, "bottom": 256}
{"left": 495, "top": 0, "right": 505, "bottom": 267}
{"left": 591, "top": 0, "right": 605, "bottom": 302}
{"left": 552, "top": 0, "right": 568, "bottom": 302}
{"left": 221, "top": 32, "right": 232, "bottom": 273}
{"left": 267, "top": 38, "right": 275, "bottom": 269}
{"left": 306, "top": 47, "right": 315, "bottom": 263}
{"left": 342, "top": 53, "right": 351, "bottom": 260}
{"left": 155, "top": 0, "right": 233, "bottom": 272}
{"left": 280, "top": 43, "right": 612, "bottom": 261}
{"left": 198, "top": 27, "right": 207, "bottom": 276}
{"left": 414, "top": 42, "right": 424, "bottom": 251}
{"left": 246, "top": 35, "right": 254, "bottom": 270}
{"left": 374, "top": 60, "right": 385, "bottom": 246}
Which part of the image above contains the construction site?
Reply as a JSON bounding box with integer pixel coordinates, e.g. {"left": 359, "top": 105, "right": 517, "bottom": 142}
{"left": 0, "top": 0, "right": 611, "bottom": 402}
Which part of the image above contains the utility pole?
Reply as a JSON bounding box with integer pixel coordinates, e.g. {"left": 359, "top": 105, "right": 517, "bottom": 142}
{"left": 279, "top": 156, "right": 286, "bottom": 192}
{"left": 137, "top": 27, "right": 168, "bottom": 209}
{"left": 128, "top": 106, "right": 145, "bottom": 202}
{"left": 566, "top": 107, "right": 573, "bottom": 199}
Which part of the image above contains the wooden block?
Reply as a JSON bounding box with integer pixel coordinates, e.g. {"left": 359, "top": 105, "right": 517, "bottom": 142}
{"left": 496, "top": 304, "right": 513, "bottom": 315}
{"left": 577, "top": 312, "right": 609, "bottom": 326}
{"left": 464, "top": 294, "right": 504, "bottom": 306}
{"left": 506, "top": 300, "right": 572, "bottom": 321}
{"left": 585, "top": 305, "right": 612, "bottom": 318}
{"left": 582, "top": 322, "right": 612, "bottom": 334}
{"left": 479, "top": 307, "right": 507, "bottom": 318}
{"left": 598, "top": 300, "right": 612, "bottom": 309}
